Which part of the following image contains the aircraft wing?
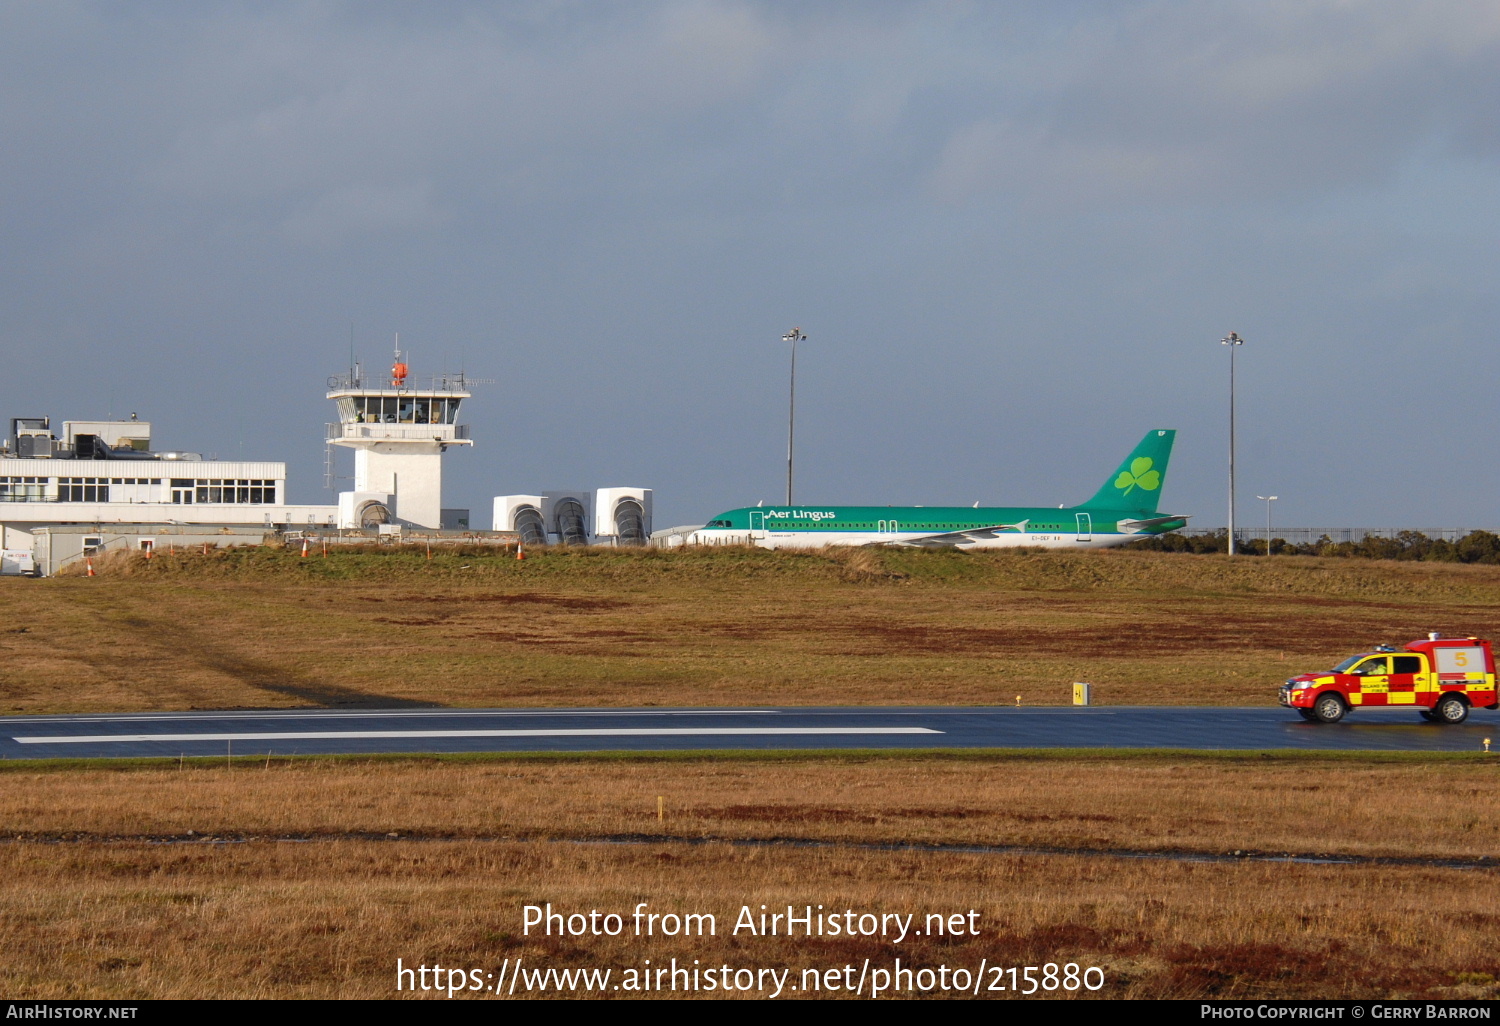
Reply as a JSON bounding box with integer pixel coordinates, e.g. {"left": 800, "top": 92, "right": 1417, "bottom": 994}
{"left": 1116, "top": 514, "right": 1191, "bottom": 534}
{"left": 869, "top": 522, "right": 1025, "bottom": 545}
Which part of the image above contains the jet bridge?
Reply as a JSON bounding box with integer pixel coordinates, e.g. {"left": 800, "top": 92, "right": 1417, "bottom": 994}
{"left": 492, "top": 488, "right": 652, "bottom": 546}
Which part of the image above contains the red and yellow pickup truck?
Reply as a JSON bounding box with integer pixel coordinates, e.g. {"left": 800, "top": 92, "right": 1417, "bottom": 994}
{"left": 1279, "top": 634, "right": 1499, "bottom": 724}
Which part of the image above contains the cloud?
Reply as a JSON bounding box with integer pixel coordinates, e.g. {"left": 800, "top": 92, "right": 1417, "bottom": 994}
{"left": 929, "top": 0, "right": 1500, "bottom": 206}
{"left": 6, "top": 2, "right": 1500, "bottom": 526}
{"left": 279, "top": 181, "right": 445, "bottom": 247}
{"left": 141, "top": 1, "right": 786, "bottom": 228}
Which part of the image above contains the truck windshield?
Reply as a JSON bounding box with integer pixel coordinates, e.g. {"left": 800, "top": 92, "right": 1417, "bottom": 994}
{"left": 1332, "top": 655, "right": 1371, "bottom": 673}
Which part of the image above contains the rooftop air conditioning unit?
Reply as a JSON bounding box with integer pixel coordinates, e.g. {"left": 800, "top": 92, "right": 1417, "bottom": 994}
{"left": 492, "top": 495, "right": 546, "bottom": 546}
{"left": 594, "top": 487, "right": 652, "bottom": 546}
{"left": 11, "top": 418, "right": 51, "bottom": 458}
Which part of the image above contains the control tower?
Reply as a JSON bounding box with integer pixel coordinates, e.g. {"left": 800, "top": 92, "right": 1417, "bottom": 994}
{"left": 326, "top": 352, "right": 472, "bottom": 529}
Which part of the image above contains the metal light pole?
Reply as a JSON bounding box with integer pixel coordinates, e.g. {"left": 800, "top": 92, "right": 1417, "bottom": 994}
{"left": 783, "top": 327, "right": 807, "bottom": 506}
{"left": 1257, "top": 495, "right": 1278, "bottom": 553}
{"left": 1222, "top": 332, "right": 1244, "bottom": 555}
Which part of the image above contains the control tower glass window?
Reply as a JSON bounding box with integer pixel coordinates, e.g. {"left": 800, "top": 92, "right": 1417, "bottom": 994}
{"left": 358, "top": 397, "right": 394, "bottom": 423}
{"left": 344, "top": 393, "right": 461, "bottom": 425}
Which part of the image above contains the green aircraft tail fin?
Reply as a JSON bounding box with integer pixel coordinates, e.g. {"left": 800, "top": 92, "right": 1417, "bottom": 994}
{"left": 1081, "top": 429, "right": 1176, "bottom": 513}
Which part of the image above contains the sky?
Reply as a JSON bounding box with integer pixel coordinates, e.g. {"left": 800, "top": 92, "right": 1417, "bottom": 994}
{"left": 3, "top": 0, "right": 1500, "bottom": 531}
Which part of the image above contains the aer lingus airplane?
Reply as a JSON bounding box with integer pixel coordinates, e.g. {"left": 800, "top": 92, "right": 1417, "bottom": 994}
{"left": 689, "top": 429, "right": 1187, "bottom": 550}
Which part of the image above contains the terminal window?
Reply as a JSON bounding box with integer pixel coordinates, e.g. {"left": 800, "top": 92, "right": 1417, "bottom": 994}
{"left": 170, "top": 479, "right": 276, "bottom": 504}
{"left": 0, "top": 476, "right": 47, "bottom": 502}
{"left": 57, "top": 477, "right": 107, "bottom": 502}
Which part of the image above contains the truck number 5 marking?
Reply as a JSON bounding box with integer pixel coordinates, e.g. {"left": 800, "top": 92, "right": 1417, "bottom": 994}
{"left": 1455, "top": 652, "right": 1469, "bottom": 667}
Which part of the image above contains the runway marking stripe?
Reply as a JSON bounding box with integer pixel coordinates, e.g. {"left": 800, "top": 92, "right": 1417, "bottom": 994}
{"left": 13, "top": 727, "right": 943, "bottom": 745}
{"left": 1, "top": 710, "right": 780, "bottom": 726}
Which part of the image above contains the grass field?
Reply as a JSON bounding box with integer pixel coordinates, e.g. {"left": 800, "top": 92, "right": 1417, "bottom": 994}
{"left": 2, "top": 753, "right": 1497, "bottom": 1000}
{"left": 6, "top": 544, "right": 1500, "bottom": 713}
{"left": 6, "top": 751, "right": 1499, "bottom": 859}
{"left": 7, "top": 547, "right": 1500, "bottom": 1000}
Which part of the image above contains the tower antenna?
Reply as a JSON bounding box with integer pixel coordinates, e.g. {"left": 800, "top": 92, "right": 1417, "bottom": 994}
{"left": 390, "top": 333, "right": 409, "bottom": 388}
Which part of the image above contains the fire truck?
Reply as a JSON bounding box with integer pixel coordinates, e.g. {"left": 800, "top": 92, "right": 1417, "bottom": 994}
{"left": 1279, "top": 633, "right": 1499, "bottom": 724}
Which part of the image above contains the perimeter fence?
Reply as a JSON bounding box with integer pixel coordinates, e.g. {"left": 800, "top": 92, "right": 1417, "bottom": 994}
{"left": 1131, "top": 528, "right": 1500, "bottom": 562}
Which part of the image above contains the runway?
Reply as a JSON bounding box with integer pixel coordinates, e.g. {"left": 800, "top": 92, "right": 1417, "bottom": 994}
{"left": 1, "top": 705, "right": 1494, "bottom": 759}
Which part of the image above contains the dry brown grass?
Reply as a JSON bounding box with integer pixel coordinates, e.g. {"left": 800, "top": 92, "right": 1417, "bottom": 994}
{"left": 4, "top": 753, "right": 1497, "bottom": 861}
{"left": 8, "top": 548, "right": 1500, "bottom": 1001}
{"left": 2, "top": 839, "right": 1496, "bottom": 999}
{"left": 6, "top": 547, "right": 1500, "bottom": 713}
{"left": 4, "top": 755, "right": 1498, "bottom": 999}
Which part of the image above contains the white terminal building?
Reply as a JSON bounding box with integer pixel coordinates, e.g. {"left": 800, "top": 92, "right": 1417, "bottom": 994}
{"left": 0, "top": 355, "right": 652, "bottom": 575}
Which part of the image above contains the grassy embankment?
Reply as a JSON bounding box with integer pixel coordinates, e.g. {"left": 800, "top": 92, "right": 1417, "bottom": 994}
{"left": 5, "top": 548, "right": 1500, "bottom": 999}
{"left": 1, "top": 753, "right": 1497, "bottom": 999}
{"left": 6, "top": 544, "right": 1500, "bottom": 713}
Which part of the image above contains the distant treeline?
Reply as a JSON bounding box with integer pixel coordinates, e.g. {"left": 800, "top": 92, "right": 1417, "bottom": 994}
{"left": 1126, "top": 530, "right": 1500, "bottom": 563}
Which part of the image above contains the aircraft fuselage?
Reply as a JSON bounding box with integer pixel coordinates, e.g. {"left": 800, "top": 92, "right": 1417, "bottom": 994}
{"left": 688, "top": 505, "right": 1187, "bottom": 549}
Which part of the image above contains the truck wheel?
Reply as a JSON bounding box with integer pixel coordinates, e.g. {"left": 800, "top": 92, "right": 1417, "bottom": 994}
{"left": 1419, "top": 709, "right": 1437, "bottom": 722}
{"left": 1311, "top": 694, "right": 1346, "bottom": 724}
{"left": 1296, "top": 708, "right": 1319, "bottom": 722}
{"left": 1435, "top": 695, "right": 1469, "bottom": 725}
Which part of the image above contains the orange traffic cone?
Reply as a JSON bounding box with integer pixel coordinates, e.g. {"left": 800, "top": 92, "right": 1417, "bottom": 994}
{"left": 300, "top": 538, "right": 309, "bottom": 558}
{"left": 86, "top": 558, "right": 95, "bottom": 577}
{"left": 516, "top": 543, "right": 525, "bottom": 561}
